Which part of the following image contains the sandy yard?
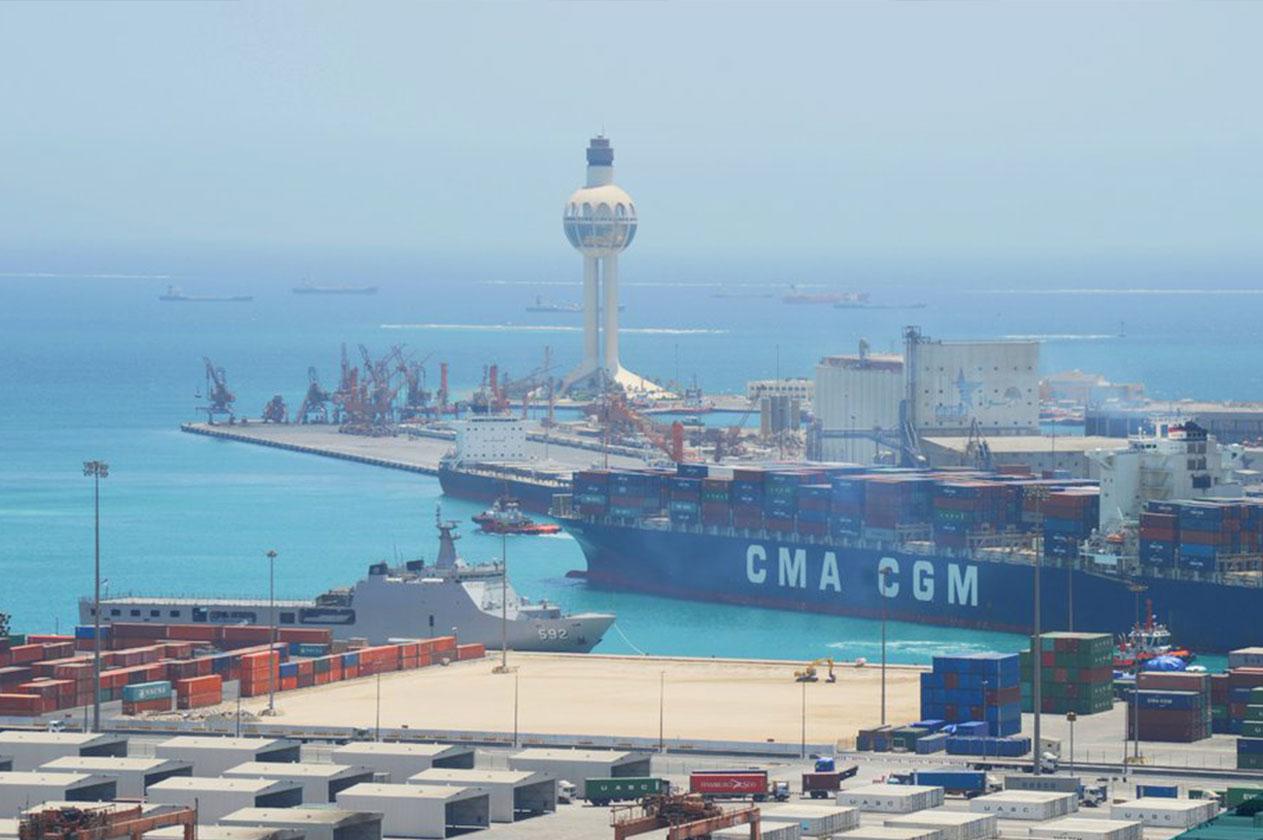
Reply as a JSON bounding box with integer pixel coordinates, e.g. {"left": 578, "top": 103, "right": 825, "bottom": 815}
{"left": 235, "top": 653, "right": 922, "bottom": 746}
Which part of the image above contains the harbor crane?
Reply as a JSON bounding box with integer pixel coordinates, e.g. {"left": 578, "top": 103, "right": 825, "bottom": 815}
{"left": 261, "top": 394, "right": 288, "bottom": 423}
{"left": 295, "top": 366, "right": 334, "bottom": 424}
{"left": 199, "top": 357, "right": 236, "bottom": 424}
{"left": 397, "top": 351, "right": 435, "bottom": 420}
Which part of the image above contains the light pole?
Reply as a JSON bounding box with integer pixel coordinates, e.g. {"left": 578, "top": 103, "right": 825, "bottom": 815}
{"left": 800, "top": 679, "right": 807, "bottom": 759}
{"left": 879, "top": 566, "right": 891, "bottom": 727}
{"left": 83, "top": 460, "right": 109, "bottom": 733}
{"left": 1067, "top": 711, "right": 1077, "bottom": 776}
{"left": 658, "top": 671, "right": 665, "bottom": 754}
{"left": 1032, "top": 549, "right": 1043, "bottom": 775}
{"left": 1129, "top": 584, "right": 1147, "bottom": 765}
{"left": 513, "top": 672, "right": 520, "bottom": 748}
{"left": 266, "top": 549, "right": 277, "bottom": 715}
{"left": 375, "top": 667, "right": 382, "bottom": 741}
{"left": 496, "top": 533, "right": 509, "bottom": 673}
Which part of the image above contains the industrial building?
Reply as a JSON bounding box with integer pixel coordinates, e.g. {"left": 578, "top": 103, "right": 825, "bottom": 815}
{"left": 506, "top": 748, "right": 650, "bottom": 784}
{"left": 220, "top": 808, "right": 382, "bottom": 840}
{"left": 223, "top": 762, "right": 375, "bottom": 805}
{"left": 145, "top": 776, "right": 304, "bottom": 820}
{"left": 920, "top": 434, "right": 1122, "bottom": 479}
{"left": 153, "top": 737, "right": 300, "bottom": 776}
{"left": 0, "top": 771, "right": 116, "bottom": 814}
{"left": 37, "top": 756, "right": 192, "bottom": 797}
{"left": 335, "top": 783, "right": 489, "bottom": 839}
{"left": 814, "top": 342, "right": 904, "bottom": 463}
{"left": 1087, "top": 400, "right": 1263, "bottom": 443}
{"left": 329, "top": 743, "right": 475, "bottom": 782}
{"left": 409, "top": 768, "right": 556, "bottom": 823}
{"left": 747, "top": 378, "right": 814, "bottom": 403}
{"left": 0, "top": 732, "right": 128, "bottom": 771}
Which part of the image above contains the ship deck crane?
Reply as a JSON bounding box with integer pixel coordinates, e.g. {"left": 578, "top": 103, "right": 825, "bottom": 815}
{"left": 19, "top": 804, "right": 196, "bottom": 840}
{"left": 199, "top": 357, "right": 235, "bottom": 424}
{"left": 611, "top": 795, "right": 762, "bottom": 840}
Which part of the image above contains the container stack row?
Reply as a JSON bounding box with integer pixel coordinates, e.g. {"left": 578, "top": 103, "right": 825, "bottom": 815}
{"left": 1042, "top": 489, "right": 1101, "bottom": 561}
{"left": 0, "top": 625, "right": 479, "bottom": 718}
{"left": 1210, "top": 651, "right": 1263, "bottom": 735}
{"left": 920, "top": 653, "right": 1022, "bottom": 738}
{"left": 1238, "top": 693, "right": 1263, "bottom": 771}
{"left": 572, "top": 463, "right": 1096, "bottom": 549}
{"left": 1140, "top": 499, "right": 1263, "bottom": 571}
{"left": 1019, "top": 632, "right": 1114, "bottom": 715}
{"left": 1126, "top": 671, "right": 1212, "bottom": 743}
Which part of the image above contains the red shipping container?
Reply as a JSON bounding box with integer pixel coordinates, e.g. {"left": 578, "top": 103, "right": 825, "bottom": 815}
{"left": 167, "top": 624, "right": 222, "bottom": 642}
{"left": 0, "top": 693, "right": 49, "bottom": 715}
{"left": 457, "top": 644, "right": 486, "bottom": 661}
{"left": 9, "top": 644, "right": 44, "bottom": 665}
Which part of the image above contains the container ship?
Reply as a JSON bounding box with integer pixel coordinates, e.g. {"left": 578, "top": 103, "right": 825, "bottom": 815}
{"left": 158, "top": 285, "right": 253, "bottom": 303}
{"left": 292, "top": 284, "right": 378, "bottom": 295}
{"left": 552, "top": 461, "right": 1263, "bottom": 653}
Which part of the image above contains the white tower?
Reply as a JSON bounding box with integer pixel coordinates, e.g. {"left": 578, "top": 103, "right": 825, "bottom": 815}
{"left": 561, "top": 136, "right": 660, "bottom": 393}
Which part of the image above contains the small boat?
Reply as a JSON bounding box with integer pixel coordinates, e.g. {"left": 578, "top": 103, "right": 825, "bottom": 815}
{"left": 782, "top": 285, "right": 869, "bottom": 306}
{"left": 293, "top": 283, "right": 378, "bottom": 295}
{"left": 473, "top": 497, "right": 562, "bottom": 535}
{"left": 1114, "top": 608, "right": 1195, "bottom": 671}
{"left": 159, "top": 285, "right": 253, "bottom": 303}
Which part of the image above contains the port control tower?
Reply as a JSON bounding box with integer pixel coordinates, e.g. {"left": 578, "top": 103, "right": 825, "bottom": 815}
{"left": 561, "top": 136, "right": 661, "bottom": 393}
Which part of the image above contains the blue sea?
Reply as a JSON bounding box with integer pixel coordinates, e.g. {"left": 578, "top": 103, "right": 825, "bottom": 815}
{"left": 3, "top": 260, "right": 1260, "bottom": 667}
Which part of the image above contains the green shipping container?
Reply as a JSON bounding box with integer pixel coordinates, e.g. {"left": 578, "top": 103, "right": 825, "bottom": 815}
{"left": 1243, "top": 722, "right": 1263, "bottom": 738}
{"left": 584, "top": 777, "right": 667, "bottom": 804}
{"left": 1223, "top": 786, "right": 1263, "bottom": 809}
{"left": 122, "top": 680, "right": 171, "bottom": 702}
{"left": 1246, "top": 705, "right": 1263, "bottom": 722}
{"left": 1239, "top": 754, "right": 1263, "bottom": 771}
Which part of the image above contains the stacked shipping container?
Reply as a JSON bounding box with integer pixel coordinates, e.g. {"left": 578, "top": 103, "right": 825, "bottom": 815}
{"left": 1126, "top": 671, "right": 1213, "bottom": 743}
{"left": 1020, "top": 632, "right": 1114, "bottom": 715}
{"left": 920, "top": 653, "right": 1022, "bottom": 737}
{"left": 1042, "top": 490, "right": 1100, "bottom": 561}
{"left": 1140, "top": 499, "right": 1263, "bottom": 571}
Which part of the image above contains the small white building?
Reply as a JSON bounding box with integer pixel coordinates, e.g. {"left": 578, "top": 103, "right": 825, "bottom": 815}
{"left": 409, "top": 768, "right": 556, "bottom": 823}
{"left": 220, "top": 809, "right": 382, "bottom": 840}
{"left": 1030, "top": 817, "right": 1143, "bottom": 840}
{"left": 153, "top": 736, "right": 300, "bottom": 777}
{"left": 38, "top": 756, "right": 192, "bottom": 797}
{"left": 1109, "top": 798, "right": 1220, "bottom": 828}
{"left": 837, "top": 784, "right": 945, "bottom": 813}
{"left": 0, "top": 772, "right": 117, "bottom": 815}
{"left": 507, "top": 748, "right": 649, "bottom": 785}
{"left": 145, "top": 776, "right": 303, "bottom": 821}
{"left": 224, "top": 761, "right": 375, "bottom": 804}
{"left": 336, "top": 783, "right": 489, "bottom": 839}
{"left": 759, "top": 803, "right": 858, "bottom": 837}
{"left": 0, "top": 732, "right": 128, "bottom": 771}
{"left": 453, "top": 416, "right": 530, "bottom": 464}
{"left": 970, "top": 790, "right": 1078, "bottom": 821}
{"left": 145, "top": 827, "right": 305, "bottom": 840}
{"left": 330, "top": 743, "right": 474, "bottom": 782}
{"left": 885, "top": 810, "right": 998, "bottom": 840}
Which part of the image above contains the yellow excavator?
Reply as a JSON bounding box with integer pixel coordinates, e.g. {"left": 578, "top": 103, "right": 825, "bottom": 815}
{"left": 794, "top": 658, "right": 837, "bottom": 683}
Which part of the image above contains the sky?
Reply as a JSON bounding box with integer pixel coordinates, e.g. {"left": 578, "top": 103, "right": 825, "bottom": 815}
{"left": 1, "top": 2, "right": 1260, "bottom": 279}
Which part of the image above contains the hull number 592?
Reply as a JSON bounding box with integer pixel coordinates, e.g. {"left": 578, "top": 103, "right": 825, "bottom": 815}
{"left": 538, "top": 627, "right": 569, "bottom": 640}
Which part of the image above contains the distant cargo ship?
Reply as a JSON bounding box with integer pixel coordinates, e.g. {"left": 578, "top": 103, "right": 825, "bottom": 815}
{"left": 834, "top": 301, "right": 927, "bottom": 311}
{"left": 292, "top": 283, "right": 378, "bottom": 295}
{"left": 783, "top": 286, "right": 869, "bottom": 306}
{"left": 158, "top": 285, "right": 253, "bottom": 303}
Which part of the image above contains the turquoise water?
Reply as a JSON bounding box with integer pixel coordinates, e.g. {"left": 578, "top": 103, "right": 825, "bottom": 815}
{"left": 3, "top": 266, "right": 1261, "bottom": 665}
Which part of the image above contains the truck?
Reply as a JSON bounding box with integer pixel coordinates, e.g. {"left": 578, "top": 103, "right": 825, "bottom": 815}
{"left": 802, "top": 764, "right": 859, "bottom": 799}
{"left": 582, "top": 777, "right": 669, "bottom": 806}
{"left": 890, "top": 768, "right": 991, "bottom": 798}
{"left": 689, "top": 769, "right": 790, "bottom": 802}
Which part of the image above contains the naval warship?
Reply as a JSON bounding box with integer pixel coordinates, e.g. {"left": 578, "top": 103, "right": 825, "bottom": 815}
{"left": 79, "top": 514, "right": 615, "bottom": 653}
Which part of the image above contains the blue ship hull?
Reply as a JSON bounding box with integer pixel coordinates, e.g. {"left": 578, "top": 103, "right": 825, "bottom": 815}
{"left": 568, "top": 521, "right": 1263, "bottom": 653}
{"left": 438, "top": 465, "right": 564, "bottom": 515}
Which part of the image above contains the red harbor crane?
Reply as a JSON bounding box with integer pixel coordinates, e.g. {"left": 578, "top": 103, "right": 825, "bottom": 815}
{"left": 19, "top": 804, "right": 196, "bottom": 840}
{"left": 611, "top": 795, "right": 762, "bottom": 839}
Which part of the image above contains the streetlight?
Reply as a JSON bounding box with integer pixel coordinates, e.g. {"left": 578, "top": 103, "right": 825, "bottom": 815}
{"left": 1128, "top": 584, "right": 1147, "bottom": 766}
{"left": 878, "top": 566, "right": 891, "bottom": 727}
{"left": 1032, "top": 548, "right": 1043, "bottom": 775}
{"left": 1067, "top": 711, "right": 1077, "bottom": 776}
{"left": 658, "top": 671, "right": 665, "bottom": 754}
{"left": 800, "top": 679, "right": 807, "bottom": 759}
{"left": 82, "top": 460, "right": 109, "bottom": 733}
{"left": 265, "top": 549, "right": 277, "bottom": 715}
{"left": 494, "top": 532, "right": 509, "bottom": 674}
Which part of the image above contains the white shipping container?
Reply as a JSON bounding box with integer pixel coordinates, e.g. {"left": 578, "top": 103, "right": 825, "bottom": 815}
{"left": 713, "top": 822, "right": 801, "bottom": 840}
{"left": 1228, "top": 647, "right": 1263, "bottom": 669}
{"left": 970, "top": 791, "right": 1078, "bottom": 821}
{"left": 834, "top": 826, "right": 943, "bottom": 840}
{"left": 1029, "top": 817, "right": 1143, "bottom": 840}
{"left": 886, "top": 810, "right": 999, "bottom": 840}
{"left": 838, "top": 784, "right": 945, "bottom": 814}
{"left": 1109, "top": 798, "right": 1219, "bottom": 828}
{"left": 761, "top": 804, "right": 859, "bottom": 837}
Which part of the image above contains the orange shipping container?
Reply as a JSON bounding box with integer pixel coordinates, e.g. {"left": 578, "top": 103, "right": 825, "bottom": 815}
{"left": 0, "top": 693, "right": 49, "bottom": 715}
{"left": 167, "top": 624, "right": 222, "bottom": 642}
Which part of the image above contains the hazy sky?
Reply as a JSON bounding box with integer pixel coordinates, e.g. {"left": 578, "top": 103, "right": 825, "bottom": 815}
{"left": 2, "top": 2, "right": 1259, "bottom": 273}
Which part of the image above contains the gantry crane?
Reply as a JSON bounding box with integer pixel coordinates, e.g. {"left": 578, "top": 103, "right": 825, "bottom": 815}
{"left": 611, "top": 795, "right": 762, "bottom": 839}
{"left": 199, "top": 357, "right": 236, "bottom": 424}
{"left": 261, "top": 394, "right": 288, "bottom": 423}
{"left": 19, "top": 804, "right": 196, "bottom": 840}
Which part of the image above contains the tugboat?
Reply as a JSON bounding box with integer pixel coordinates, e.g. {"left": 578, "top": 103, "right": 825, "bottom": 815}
{"left": 473, "top": 497, "right": 562, "bottom": 535}
{"left": 1114, "top": 603, "right": 1196, "bottom": 670}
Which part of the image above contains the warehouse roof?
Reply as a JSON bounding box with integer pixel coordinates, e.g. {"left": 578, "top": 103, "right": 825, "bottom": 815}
{"left": 333, "top": 742, "right": 468, "bottom": 757}
{"left": 409, "top": 768, "right": 546, "bottom": 785}
{"left": 0, "top": 771, "right": 105, "bottom": 787}
{"left": 0, "top": 732, "right": 122, "bottom": 746}
{"left": 157, "top": 736, "right": 296, "bottom": 751}
{"left": 226, "top": 761, "right": 368, "bottom": 778}
{"left": 40, "top": 756, "right": 189, "bottom": 773}
{"left": 923, "top": 435, "right": 1123, "bottom": 454}
{"left": 144, "top": 827, "right": 304, "bottom": 840}
{"left": 510, "top": 748, "right": 640, "bottom": 762}
{"left": 221, "top": 808, "right": 380, "bottom": 827}
{"left": 341, "top": 782, "right": 481, "bottom": 801}
{"left": 148, "top": 776, "right": 298, "bottom": 793}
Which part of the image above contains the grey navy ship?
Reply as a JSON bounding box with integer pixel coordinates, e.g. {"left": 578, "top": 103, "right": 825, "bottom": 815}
{"left": 79, "top": 513, "right": 615, "bottom": 653}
